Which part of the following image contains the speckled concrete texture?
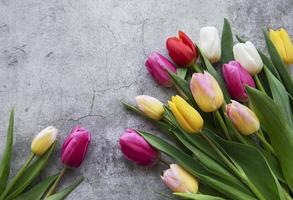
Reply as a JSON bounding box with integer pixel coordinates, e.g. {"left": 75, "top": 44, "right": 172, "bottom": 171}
{"left": 0, "top": 0, "right": 292, "bottom": 199}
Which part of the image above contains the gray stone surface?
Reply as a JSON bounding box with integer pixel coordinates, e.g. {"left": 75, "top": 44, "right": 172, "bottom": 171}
{"left": 0, "top": 0, "right": 292, "bottom": 199}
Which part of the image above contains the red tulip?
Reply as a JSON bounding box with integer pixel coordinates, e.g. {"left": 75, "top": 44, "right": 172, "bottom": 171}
{"left": 61, "top": 126, "right": 91, "bottom": 168}
{"left": 222, "top": 61, "right": 255, "bottom": 102}
{"left": 145, "top": 52, "right": 177, "bottom": 87}
{"left": 119, "top": 129, "right": 160, "bottom": 167}
{"left": 166, "top": 31, "right": 198, "bottom": 67}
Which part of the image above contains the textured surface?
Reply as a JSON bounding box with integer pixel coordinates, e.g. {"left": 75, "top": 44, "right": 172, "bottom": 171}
{"left": 0, "top": 0, "right": 292, "bottom": 199}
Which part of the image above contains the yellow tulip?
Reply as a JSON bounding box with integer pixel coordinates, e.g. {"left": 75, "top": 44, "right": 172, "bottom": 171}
{"left": 135, "top": 95, "right": 164, "bottom": 120}
{"left": 226, "top": 100, "right": 260, "bottom": 135}
{"left": 190, "top": 71, "right": 224, "bottom": 112}
{"left": 168, "top": 95, "right": 203, "bottom": 134}
{"left": 31, "top": 126, "right": 58, "bottom": 156}
{"left": 269, "top": 28, "right": 293, "bottom": 64}
{"left": 161, "top": 164, "right": 198, "bottom": 193}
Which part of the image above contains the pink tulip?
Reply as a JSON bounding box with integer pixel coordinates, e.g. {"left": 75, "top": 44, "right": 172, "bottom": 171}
{"left": 61, "top": 126, "right": 91, "bottom": 168}
{"left": 222, "top": 61, "right": 255, "bottom": 102}
{"left": 119, "top": 129, "right": 160, "bottom": 167}
{"left": 145, "top": 52, "right": 177, "bottom": 87}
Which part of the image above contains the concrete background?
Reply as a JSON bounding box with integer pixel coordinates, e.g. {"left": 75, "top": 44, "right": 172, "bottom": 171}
{"left": 0, "top": 0, "right": 292, "bottom": 199}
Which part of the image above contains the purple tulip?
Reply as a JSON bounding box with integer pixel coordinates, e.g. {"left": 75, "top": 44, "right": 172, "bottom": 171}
{"left": 119, "top": 129, "right": 160, "bottom": 167}
{"left": 145, "top": 52, "right": 177, "bottom": 87}
{"left": 61, "top": 126, "right": 91, "bottom": 168}
{"left": 222, "top": 61, "right": 255, "bottom": 102}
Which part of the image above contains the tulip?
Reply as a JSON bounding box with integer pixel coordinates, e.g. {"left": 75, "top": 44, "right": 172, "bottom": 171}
{"left": 226, "top": 100, "right": 260, "bottom": 135}
{"left": 119, "top": 129, "right": 160, "bottom": 166}
{"left": 222, "top": 61, "right": 255, "bottom": 102}
{"left": 168, "top": 95, "right": 203, "bottom": 134}
{"left": 61, "top": 126, "right": 91, "bottom": 168}
{"left": 198, "top": 26, "right": 221, "bottom": 63}
{"left": 31, "top": 126, "right": 58, "bottom": 156}
{"left": 269, "top": 28, "right": 293, "bottom": 64}
{"left": 233, "top": 41, "right": 263, "bottom": 75}
{"left": 166, "top": 31, "right": 198, "bottom": 67}
{"left": 135, "top": 95, "right": 164, "bottom": 121}
{"left": 161, "top": 164, "right": 198, "bottom": 193}
{"left": 190, "top": 71, "right": 224, "bottom": 112}
{"left": 145, "top": 52, "right": 177, "bottom": 87}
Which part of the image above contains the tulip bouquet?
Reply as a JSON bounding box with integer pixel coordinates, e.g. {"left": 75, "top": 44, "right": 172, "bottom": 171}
{"left": 0, "top": 110, "right": 91, "bottom": 200}
{"left": 120, "top": 18, "right": 293, "bottom": 200}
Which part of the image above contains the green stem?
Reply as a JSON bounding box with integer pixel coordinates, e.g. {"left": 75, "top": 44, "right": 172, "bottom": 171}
{"left": 45, "top": 167, "right": 66, "bottom": 198}
{"left": 0, "top": 153, "right": 35, "bottom": 199}
{"left": 159, "top": 157, "right": 170, "bottom": 167}
{"left": 256, "top": 131, "right": 277, "bottom": 157}
{"left": 201, "top": 132, "right": 266, "bottom": 200}
{"left": 215, "top": 110, "right": 231, "bottom": 140}
{"left": 254, "top": 74, "right": 266, "bottom": 94}
{"left": 191, "top": 62, "right": 202, "bottom": 73}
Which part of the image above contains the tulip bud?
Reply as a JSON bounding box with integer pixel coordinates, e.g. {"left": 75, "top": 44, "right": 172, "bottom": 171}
{"left": 31, "top": 126, "right": 58, "bottom": 156}
{"left": 233, "top": 41, "right": 263, "bottom": 75}
{"left": 119, "top": 129, "right": 160, "bottom": 167}
{"left": 135, "top": 95, "right": 165, "bottom": 121}
{"left": 198, "top": 26, "right": 221, "bottom": 63}
{"left": 222, "top": 61, "right": 256, "bottom": 102}
{"left": 166, "top": 31, "right": 198, "bottom": 67}
{"left": 161, "top": 164, "right": 198, "bottom": 193}
{"left": 226, "top": 100, "right": 260, "bottom": 135}
{"left": 61, "top": 126, "right": 91, "bottom": 168}
{"left": 168, "top": 95, "right": 203, "bottom": 134}
{"left": 190, "top": 71, "right": 224, "bottom": 112}
{"left": 145, "top": 52, "right": 177, "bottom": 87}
{"left": 269, "top": 28, "right": 293, "bottom": 64}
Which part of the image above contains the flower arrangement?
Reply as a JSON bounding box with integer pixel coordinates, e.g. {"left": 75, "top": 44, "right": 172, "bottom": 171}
{"left": 0, "top": 110, "right": 91, "bottom": 200}
{"left": 120, "top": 18, "right": 293, "bottom": 199}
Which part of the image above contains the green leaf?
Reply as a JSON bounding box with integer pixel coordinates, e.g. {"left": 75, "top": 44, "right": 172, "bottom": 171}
{"left": 137, "top": 130, "right": 256, "bottom": 200}
{"left": 14, "top": 174, "right": 58, "bottom": 200}
{"left": 5, "top": 142, "right": 56, "bottom": 200}
{"left": 198, "top": 47, "right": 230, "bottom": 102}
{"left": 247, "top": 86, "right": 293, "bottom": 192}
{"left": 215, "top": 137, "right": 285, "bottom": 200}
{"left": 221, "top": 18, "right": 234, "bottom": 63}
{"left": 177, "top": 68, "right": 187, "bottom": 80}
{"left": 263, "top": 29, "right": 293, "bottom": 96}
{"left": 174, "top": 193, "right": 225, "bottom": 200}
{"left": 167, "top": 70, "right": 194, "bottom": 103}
{"left": 264, "top": 66, "right": 292, "bottom": 126}
{"left": 0, "top": 109, "right": 14, "bottom": 194}
{"left": 45, "top": 177, "right": 84, "bottom": 200}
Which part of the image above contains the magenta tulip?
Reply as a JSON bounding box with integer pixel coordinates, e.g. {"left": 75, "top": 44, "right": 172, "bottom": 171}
{"left": 61, "top": 126, "right": 91, "bottom": 168}
{"left": 222, "top": 61, "right": 255, "bottom": 102}
{"left": 119, "top": 129, "right": 160, "bottom": 167}
{"left": 145, "top": 52, "right": 177, "bottom": 87}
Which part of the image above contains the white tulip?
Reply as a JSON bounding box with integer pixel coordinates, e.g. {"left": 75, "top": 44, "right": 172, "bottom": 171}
{"left": 198, "top": 26, "right": 221, "bottom": 63}
{"left": 233, "top": 41, "right": 263, "bottom": 75}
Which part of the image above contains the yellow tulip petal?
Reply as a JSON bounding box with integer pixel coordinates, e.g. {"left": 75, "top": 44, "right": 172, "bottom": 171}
{"left": 269, "top": 29, "right": 287, "bottom": 62}
{"left": 279, "top": 28, "right": 293, "bottom": 64}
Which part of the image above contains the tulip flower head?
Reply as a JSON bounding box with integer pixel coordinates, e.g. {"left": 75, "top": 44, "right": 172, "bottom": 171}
{"left": 198, "top": 26, "right": 221, "bottom": 63}
{"left": 222, "top": 61, "right": 255, "bottom": 102}
{"left": 269, "top": 28, "right": 293, "bottom": 64}
{"left": 135, "top": 95, "right": 164, "bottom": 121}
{"left": 233, "top": 41, "right": 263, "bottom": 75}
{"left": 119, "top": 129, "right": 160, "bottom": 167}
{"left": 145, "top": 52, "right": 177, "bottom": 87}
{"left": 61, "top": 126, "right": 91, "bottom": 168}
{"left": 31, "top": 126, "right": 58, "bottom": 156}
{"left": 168, "top": 95, "right": 203, "bottom": 134}
{"left": 226, "top": 100, "right": 260, "bottom": 135}
{"left": 166, "top": 31, "right": 198, "bottom": 67}
{"left": 161, "top": 164, "right": 198, "bottom": 193}
{"left": 190, "top": 71, "right": 224, "bottom": 112}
